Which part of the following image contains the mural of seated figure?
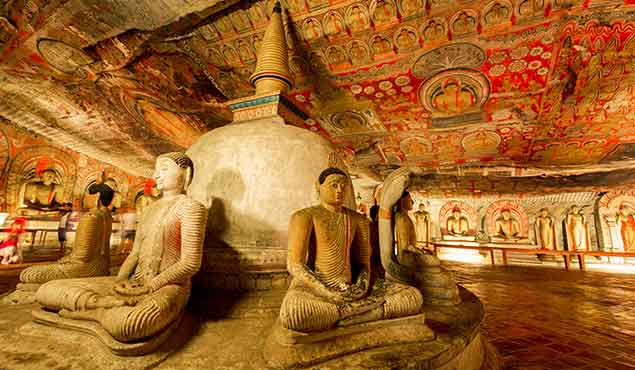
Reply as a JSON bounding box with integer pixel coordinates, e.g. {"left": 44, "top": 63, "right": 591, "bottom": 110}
{"left": 32, "top": 152, "right": 207, "bottom": 354}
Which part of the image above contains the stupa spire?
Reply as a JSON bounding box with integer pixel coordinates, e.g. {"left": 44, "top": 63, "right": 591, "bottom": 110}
{"left": 249, "top": 1, "right": 293, "bottom": 94}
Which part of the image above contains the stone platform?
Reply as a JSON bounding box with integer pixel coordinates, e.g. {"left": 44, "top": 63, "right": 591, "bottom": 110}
{"left": 0, "top": 285, "right": 498, "bottom": 370}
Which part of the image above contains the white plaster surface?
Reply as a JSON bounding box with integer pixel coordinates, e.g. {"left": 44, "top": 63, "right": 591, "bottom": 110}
{"left": 187, "top": 118, "right": 341, "bottom": 268}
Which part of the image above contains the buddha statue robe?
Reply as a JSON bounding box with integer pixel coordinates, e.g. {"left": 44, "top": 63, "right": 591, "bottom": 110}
{"left": 20, "top": 206, "right": 112, "bottom": 282}
{"left": 35, "top": 193, "right": 206, "bottom": 342}
{"left": 279, "top": 205, "right": 423, "bottom": 332}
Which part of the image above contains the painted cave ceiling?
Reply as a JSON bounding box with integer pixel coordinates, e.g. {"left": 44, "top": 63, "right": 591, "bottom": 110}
{"left": 3, "top": 0, "right": 635, "bottom": 191}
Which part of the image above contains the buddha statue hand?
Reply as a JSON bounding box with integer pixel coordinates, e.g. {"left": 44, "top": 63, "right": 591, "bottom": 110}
{"left": 350, "top": 271, "right": 369, "bottom": 299}
{"left": 113, "top": 280, "right": 150, "bottom": 296}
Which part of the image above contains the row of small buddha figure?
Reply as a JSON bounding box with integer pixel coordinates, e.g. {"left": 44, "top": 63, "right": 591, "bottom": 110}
{"left": 19, "top": 168, "right": 158, "bottom": 215}
{"left": 14, "top": 157, "right": 460, "bottom": 351}
{"left": 430, "top": 204, "right": 635, "bottom": 252}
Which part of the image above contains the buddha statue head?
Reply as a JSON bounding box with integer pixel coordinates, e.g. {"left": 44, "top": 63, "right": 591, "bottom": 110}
{"left": 451, "top": 207, "right": 462, "bottom": 219}
{"left": 154, "top": 152, "right": 194, "bottom": 195}
{"left": 40, "top": 169, "right": 56, "bottom": 186}
{"left": 317, "top": 167, "right": 347, "bottom": 208}
{"left": 500, "top": 209, "right": 512, "bottom": 221}
{"left": 539, "top": 208, "right": 549, "bottom": 217}
{"left": 418, "top": 203, "right": 426, "bottom": 212}
{"left": 570, "top": 205, "right": 581, "bottom": 214}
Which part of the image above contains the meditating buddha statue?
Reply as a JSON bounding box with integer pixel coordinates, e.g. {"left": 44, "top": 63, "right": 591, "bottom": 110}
{"left": 20, "top": 182, "right": 113, "bottom": 283}
{"left": 21, "top": 169, "right": 64, "bottom": 211}
{"left": 385, "top": 177, "right": 460, "bottom": 306}
{"left": 278, "top": 168, "right": 423, "bottom": 332}
{"left": 446, "top": 208, "right": 469, "bottom": 236}
{"left": 495, "top": 209, "right": 520, "bottom": 240}
{"left": 34, "top": 152, "right": 206, "bottom": 345}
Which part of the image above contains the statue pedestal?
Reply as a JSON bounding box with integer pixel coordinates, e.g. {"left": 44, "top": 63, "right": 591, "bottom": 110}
{"left": 0, "top": 287, "right": 500, "bottom": 370}
{"left": 488, "top": 237, "right": 532, "bottom": 246}
{"left": 31, "top": 309, "right": 188, "bottom": 356}
{"left": 441, "top": 235, "right": 476, "bottom": 242}
{"left": 264, "top": 313, "right": 434, "bottom": 368}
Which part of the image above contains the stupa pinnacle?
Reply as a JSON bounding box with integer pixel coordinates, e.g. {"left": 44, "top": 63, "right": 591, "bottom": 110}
{"left": 249, "top": 1, "right": 293, "bottom": 95}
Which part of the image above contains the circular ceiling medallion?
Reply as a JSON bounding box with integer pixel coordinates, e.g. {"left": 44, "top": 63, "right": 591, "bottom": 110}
{"left": 418, "top": 69, "right": 490, "bottom": 116}
{"left": 412, "top": 43, "right": 486, "bottom": 79}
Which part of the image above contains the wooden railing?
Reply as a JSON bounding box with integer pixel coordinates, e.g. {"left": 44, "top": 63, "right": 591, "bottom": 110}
{"left": 431, "top": 244, "right": 635, "bottom": 271}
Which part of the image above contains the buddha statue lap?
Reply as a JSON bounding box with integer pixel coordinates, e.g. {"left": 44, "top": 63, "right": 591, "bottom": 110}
{"left": 278, "top": 168, "right": 423, "bottom": 333}
{"left": 33, "top": 152, "right": 206, "bottom": 350}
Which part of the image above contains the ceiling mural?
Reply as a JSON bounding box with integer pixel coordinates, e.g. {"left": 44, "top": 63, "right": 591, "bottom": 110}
{"left": 2, "top": 0, "right": 635, "bottom": 184}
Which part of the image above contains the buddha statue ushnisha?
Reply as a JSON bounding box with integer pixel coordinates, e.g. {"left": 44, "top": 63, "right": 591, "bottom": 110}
{"left": 35, "top": 152, "right": 207, "bottom": 344}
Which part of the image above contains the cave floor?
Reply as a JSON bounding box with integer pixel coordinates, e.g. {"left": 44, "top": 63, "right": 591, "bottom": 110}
{"left": 0, "top": 262, "right": 634, "bottom": 370}
{"left": 447, "top": 262, "right": 635, "bottom": 370}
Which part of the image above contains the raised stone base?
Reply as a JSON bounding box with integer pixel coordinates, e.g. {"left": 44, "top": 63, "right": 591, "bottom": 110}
{"left": 0, "top": 286, "right": 499, "bottom": 370}
{"left": 264, "top": 313, "right": 434, "bottom": 369}
{"left": 31, "top": 309, "right": 187, "bottom": 356}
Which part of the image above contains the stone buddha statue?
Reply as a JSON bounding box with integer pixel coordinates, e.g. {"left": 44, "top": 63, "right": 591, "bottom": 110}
{"left": 20, "top": 181, "right": 114, "bottom": 284}
{"left": 535, "top": 208, "right": 556, "bottom": 250}
{"left": 495, "top": 209, "right": 520, "bottom": 240}
{"left": 34, "top": 152, "right": 207, "bottom": 347}
{"left": 617, "top": 204, "right": 635, "bottom": 252}
{"left": 278, "top": 168, "right": 423, "bottom": 332}
{"left": 565, "top": 205, "right": 589, "bottom": 251}
{"left": 21, "top": 169, "right": 64, "bottom": 211}
{"left": 412, "top": 203, "right": 430, "bottom": 247}
{"left": 393, "top": 190, "right": 460, "bottom": 305}
{"left": 446, "top": 208, "right": 469, "bottom": 236}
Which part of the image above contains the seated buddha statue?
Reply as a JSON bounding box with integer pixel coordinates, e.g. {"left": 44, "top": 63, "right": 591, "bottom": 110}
{"left": 21, "top": 169, "right": 64, "bottom": 212}
{"left": 20, "top": 181, "right": 114, "bottom": 284}
{"left": 446, "top": 208, "right": 469, "bottom": 236}
{"left": 278, "top": 168, "right": 423, "bottom": 332}
{"left": 387, "top": 179, "right": 460, "bottom": 306}
{"left": 495, "top": 209, "right": 520, "bottom": 240}
{"left": 34, "top": 152, "right": 207, "bottom": 344}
